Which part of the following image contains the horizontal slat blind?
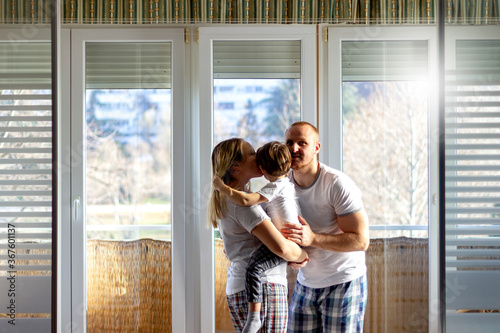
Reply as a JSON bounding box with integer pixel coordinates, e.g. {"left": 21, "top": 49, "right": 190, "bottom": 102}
{"left": 445, "top": 39, "right": 500, "bottom": 320}
{"left": 0, "top": 41, "right": 52, "bottom": 323}
{"left": 0, "top": 43, "right": 51, "bottom": 88}
{"left": 213, "top": 40, "right": 301, "bottom": 79}
{"left": 342, "top": 41, "right": 428, "bottom": 81}
{"left": 86, "top": 42, "right": 172, "bottom": 89}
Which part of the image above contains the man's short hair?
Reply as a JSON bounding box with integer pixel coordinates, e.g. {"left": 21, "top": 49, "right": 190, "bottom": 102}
{"left": 286, "top": 121, "right": 319, "bottom": 142}
{"left": 256, "top": 141, "right": 291, "bottom": 177}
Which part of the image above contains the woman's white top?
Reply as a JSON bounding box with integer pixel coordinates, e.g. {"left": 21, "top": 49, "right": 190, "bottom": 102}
{"left": 218, "top": 199, "right": 288, "bottom": 295}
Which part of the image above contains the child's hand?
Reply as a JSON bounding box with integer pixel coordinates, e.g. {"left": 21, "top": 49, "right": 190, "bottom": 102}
{"left": 212, "top": 176, "right": 226, "bottom": 191}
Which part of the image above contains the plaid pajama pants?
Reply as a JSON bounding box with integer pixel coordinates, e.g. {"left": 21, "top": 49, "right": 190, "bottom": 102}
{"left": 227, "top": 283, "right": 288, "bottom": 333}
{"left": 287, "top": 274, "right": 367, "bottom": 333}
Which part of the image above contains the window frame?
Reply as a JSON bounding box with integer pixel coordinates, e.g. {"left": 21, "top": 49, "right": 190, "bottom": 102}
{"left": 69, "top": 28, "right": 186, "bottom": 333}
{"left": 197, "top": 25, "right": 317, "bottom": 333}
{"left": 324, "top": 25, "right": 440, "bottom": 332}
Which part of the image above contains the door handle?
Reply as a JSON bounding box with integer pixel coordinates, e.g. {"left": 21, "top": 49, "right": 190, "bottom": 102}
{"left": 73, "top": 196, "right": 81, "bottom": 221}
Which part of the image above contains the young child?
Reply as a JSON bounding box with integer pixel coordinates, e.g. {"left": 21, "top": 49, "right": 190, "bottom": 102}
{"left": 213, "top": 141, "right": 307, "bottom": 333}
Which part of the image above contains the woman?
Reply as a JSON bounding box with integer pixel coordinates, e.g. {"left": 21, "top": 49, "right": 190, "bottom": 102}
{"left": 208, "top": 138, "right": 308, "bottom": 333}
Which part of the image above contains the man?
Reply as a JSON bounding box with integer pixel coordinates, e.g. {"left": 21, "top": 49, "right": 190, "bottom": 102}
{"left": 281, "top": 121, "right": 369, "bottom": 333}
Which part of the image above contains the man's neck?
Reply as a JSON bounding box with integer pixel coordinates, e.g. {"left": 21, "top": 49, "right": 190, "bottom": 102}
{"left": 292, "top": 161, "right": 320, "bottom": 188}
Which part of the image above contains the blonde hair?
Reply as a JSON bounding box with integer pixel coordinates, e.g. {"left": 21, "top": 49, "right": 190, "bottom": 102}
{"left": 207, "top": 138, "right": 245, "bottom": 228}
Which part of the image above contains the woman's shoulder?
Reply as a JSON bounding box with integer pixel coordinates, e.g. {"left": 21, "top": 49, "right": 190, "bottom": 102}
{"left": 222, "top": 199, "right": 269, "bottom": 229}
{"left": 232, "top": 200, "right": 267, "bottom": 216}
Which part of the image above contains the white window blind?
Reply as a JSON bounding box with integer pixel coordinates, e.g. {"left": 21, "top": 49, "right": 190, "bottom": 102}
{"left": 342, "top": 41, "right": 428, "bottom": 81}
{"left": 445, "top": 39, "right": 500, "bottom": 331}
{"left": 213, "top": 40, "right": 301, "bottom": 79}
{"left": 85, "top": 42, "right": 172, "bottom": 89}
{"left": 0, "top": 42, "right": 52, "bottom": 330}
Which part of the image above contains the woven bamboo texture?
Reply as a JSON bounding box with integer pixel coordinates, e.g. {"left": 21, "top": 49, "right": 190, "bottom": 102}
{"left": 5, "top": 0, "right": 500, "bottom": 25}
{"left": 86, "top": 239, "right": 171, "bottom": 333}
{"left": 85, "top": 237, "right": 428, "bottom": 332}
{"left": 214, "top": 237, "right": 428, "bottom": 332}
{"left": 364, "top": 237, "right": 428, "bottom": 333}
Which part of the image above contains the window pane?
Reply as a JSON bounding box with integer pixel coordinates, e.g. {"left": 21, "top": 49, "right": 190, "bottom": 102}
{"left": 84, "top": 41, "right": 173, "bottom": 333}
{"left": 86, "top": 89, "right": 172, "bottom": 240}
{"left": 213, "top": 78, "right": 300, "bottom": 332}
{"left": 342, "top": 80, "right": 429, "bottom": 332}
{"left": 342, "top": 81, "right": 429, "bottom": 238}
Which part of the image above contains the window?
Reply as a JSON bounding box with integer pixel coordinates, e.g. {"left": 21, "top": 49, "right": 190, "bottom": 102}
{"left": 212, "top": 39, "right": 302, "bottom": 331}
{"left": 328, "top": 26, "right": 438, "bottom": 332}
{"left": 198, "top": 26, "right": 316, "bottom": 332}
{"left": 341, "top": 40, "right": 429, "bottom": 238}
{"left": 70, "top": 29, "right": 186, "bottom": 333}
{"left": 444, "top": 27, "right": 500, "bottom": 332}
{"left": 339, "top": 39, "right": 431, "bottom": 238}
{"left": 0, "top": 35, "right": 53, "bottom": 331}
{"left": 85, "top": 42, "right": 172, "bottom": 330}
{"left": 85, "top": 88, "right": 172, "bottom": 239}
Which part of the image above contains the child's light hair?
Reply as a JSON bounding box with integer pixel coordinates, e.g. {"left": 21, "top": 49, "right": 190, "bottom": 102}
{"left": 207, "top": 138, "right": 245, "bottom": 228}
{"left": 256, "top": 141, "right": 291, "bottom": 178}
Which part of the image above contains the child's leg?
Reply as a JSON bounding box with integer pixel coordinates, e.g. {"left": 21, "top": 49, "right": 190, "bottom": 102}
{"left": 243, "top": 245, "right": 286, "bottom": 333}
{"left": 245, "top": 245, "right": 286, "bottom": 304}
{"left": 248, "top": 302, "right": 261, "bottom": 312}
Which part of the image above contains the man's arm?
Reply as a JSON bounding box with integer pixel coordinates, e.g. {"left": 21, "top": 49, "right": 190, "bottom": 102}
{"left": 281, "top": 209, "right": 369, "bottom": 252}
{"left": 212, "top": 176, "right": 268, "bottom": 206}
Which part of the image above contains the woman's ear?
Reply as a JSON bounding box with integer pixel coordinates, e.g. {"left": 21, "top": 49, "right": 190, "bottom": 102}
{"left": 228, "top": 162, "right": 240, "bottom": 176}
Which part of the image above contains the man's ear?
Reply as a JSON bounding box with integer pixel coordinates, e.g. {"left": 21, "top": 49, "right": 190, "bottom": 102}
{"left": 314, "top": 142, "right": 321, "bottom": 154}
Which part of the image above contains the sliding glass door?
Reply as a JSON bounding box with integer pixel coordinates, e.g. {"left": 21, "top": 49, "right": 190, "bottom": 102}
{"left": 198, "top": 26, "right": 317, "bottom": 332}
{"left": 327, "top": 26, "right": 439, "bottom": 333}
{"left": 70, "top": 29, "right": 186, "bottom": 332}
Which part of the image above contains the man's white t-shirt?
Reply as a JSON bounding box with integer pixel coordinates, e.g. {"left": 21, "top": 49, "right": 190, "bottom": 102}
{"left": 218, "top": 199, "right": 288, "bottom": 295}
{"left": 290, "top": 162, "right": 366, "bottom": 288}
{"left": 257, "top": 177, "right": 301, "bottom": 231}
